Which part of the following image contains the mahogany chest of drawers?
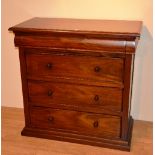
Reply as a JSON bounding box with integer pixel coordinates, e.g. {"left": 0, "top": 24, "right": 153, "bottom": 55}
{"left": 9, "top": 18, "right": 142, "bottom": 151}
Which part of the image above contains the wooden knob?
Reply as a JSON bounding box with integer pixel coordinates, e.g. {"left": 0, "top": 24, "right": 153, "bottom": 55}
{"left": 46, "top": 63, "right": 52, "bottom": 69}
{"left": 94, "top": 95, "right": 99, "bottom": 101}
{"left": 93, "top": 121, "right": 99, "bottom": 128}
{"left": 48, "top": 116, "right": 54, "bottom": 122}
{"left": 94, "top": 66, "right": 101, "bottom": 72}
{"left": 47, "top": 90, "right": 53, "bottom": 96}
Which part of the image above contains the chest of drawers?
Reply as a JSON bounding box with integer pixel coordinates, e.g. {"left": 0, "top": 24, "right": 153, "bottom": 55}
{"left": 9, "top": 18, "right": 142, "bottom": 151}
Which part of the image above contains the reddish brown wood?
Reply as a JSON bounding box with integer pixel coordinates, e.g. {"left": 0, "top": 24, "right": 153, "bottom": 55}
{"left": 24, "top": 47, "right": 126, "bottom": 58}
{"left": 9, "top": 17, "right": 142, "bottom": 40}
{"left": 26, "top": 52, "right": 124, "bottom": 86}
{"left": 121, "top": 54, "right": 134, "bottom": 139}
{"left": 18, "top": 48, "right": 31, "bottom": 126}
{"left": 28, "top": 80, "right": 122, "bottom": 112}
{"left": 14, "top": 35, "right": 127, "bottom": 52}
{"left": 27, "top": 75, "right": 124, "bottom": 88}
{"left": 9, "top": 18, "right": 142, "bottom": 151}
{"left": 22, "top": 116, "right": 133, "bottom": 151}
{"left": 30, "top": 106, "right": 121, "bottom": 138}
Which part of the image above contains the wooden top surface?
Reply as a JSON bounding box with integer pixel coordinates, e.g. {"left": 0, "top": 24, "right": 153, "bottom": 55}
{"left": 9, "top": 17, "right": 142, "bottom": 38}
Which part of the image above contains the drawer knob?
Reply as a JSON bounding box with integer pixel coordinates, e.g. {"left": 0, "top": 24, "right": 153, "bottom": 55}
{"left": 93, "top": 121, "right": 99, "bottom": 128}
{"left": 46, "top": 63, "right": 52, "bottom": 69}
{"left": 94, "top": 95, "right": 99, "bottom": 101}
{"left": 48, "top": 116, "right": 54, "bottom": 122}
{"left": 47, "top": 90, "right": 53, "bottom": 96}
{"left": 94, "top": 66, "right": 101, "bottom": 72}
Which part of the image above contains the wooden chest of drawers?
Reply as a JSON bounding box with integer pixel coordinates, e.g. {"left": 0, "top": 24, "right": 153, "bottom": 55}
{"left": 9, "top": 18, "right": 142, "bottom": 151}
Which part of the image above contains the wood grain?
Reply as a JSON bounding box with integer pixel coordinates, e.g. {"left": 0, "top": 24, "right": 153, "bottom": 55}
{"left": 9, "top": 17, "right": 142, "bottom": 39}
{"left": 8, "top": 18, "right": 142, "bottom": 151}
{"left": 28, "top": 80, "right": 123, "bottom": 112}
{"left": 26, "top": 52, "right": 124, "bottom": 86}
{"left": 18, "top": 48, "right": 31, "bottom": 126}
{"left": 14, "top": 35, "right": 127, "bottom": 52}
{"left": 30, "top": 106, "right": 121, "bottom": 138}
{"left": 121, "top": 54, "right": 134, "bottom": 139}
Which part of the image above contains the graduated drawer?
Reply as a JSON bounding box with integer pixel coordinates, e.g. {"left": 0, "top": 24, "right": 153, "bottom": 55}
{"left": 28, "top": 81, "right": 122, "bottom": 112}
{"left": 26, "top": 53, "right": 124, "bottom": 86}
{"left": 30, "top": 107, "right": 121, "bottom": 138}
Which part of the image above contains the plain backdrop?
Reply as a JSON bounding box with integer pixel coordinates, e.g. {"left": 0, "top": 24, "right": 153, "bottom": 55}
{"left": 2, "top": 0, "right": 152, "bottom": 121}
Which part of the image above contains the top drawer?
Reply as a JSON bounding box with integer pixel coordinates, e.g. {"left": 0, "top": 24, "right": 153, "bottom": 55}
{"left": 26, "top": 53, "right": 124, "bottom": 87}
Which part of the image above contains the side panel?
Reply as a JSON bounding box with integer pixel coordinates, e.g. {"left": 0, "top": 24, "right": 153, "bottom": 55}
{"left": 19, "top": 48, "right": 31, "bottom": 126}
{"left": 121, "top": 54, "right": 134, "bottom": 139}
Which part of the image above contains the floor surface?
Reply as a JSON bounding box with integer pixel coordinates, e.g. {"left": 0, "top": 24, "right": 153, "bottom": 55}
{"left": 2, "top": 107, "right": 153, "bottom": 155}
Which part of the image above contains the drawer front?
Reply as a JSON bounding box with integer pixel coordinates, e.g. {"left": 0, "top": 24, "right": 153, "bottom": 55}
{"left": 30, "top": 107, "right": 121, "bottom": 138}
{"left": 26, "top": 53, "right": 124, "bottom": 84}
{"left": 15, "top": 36, "right": 126, "bottom": 52}
{"left": 28, "top": 81, "right": 122, "bottom": 112}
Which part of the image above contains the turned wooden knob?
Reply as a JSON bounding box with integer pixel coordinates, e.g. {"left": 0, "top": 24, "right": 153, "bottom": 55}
{"left": 94, "top": 66, "right": 101, "bottom": 72}
{"left": 46, "top": 63, "right": 52, "bottom": 69}
{"left": 93, "top": 121, "right": 99, "bottom": 128}
{"left": 48, "top": 116, "right": 54, "bottom": 122}
{"left": 47, "top": 90, "right": 53, "bottom": 96}
{"left": 94, "top": 95, "right": 99, "bottom": 101}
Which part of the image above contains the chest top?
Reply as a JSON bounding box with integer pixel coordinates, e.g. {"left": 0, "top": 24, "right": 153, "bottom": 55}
{"left": 9, "top": 18, "right": 142, "bottom": 55}
{"left": 9, "top": 17, "right": 142, "bottom": 39}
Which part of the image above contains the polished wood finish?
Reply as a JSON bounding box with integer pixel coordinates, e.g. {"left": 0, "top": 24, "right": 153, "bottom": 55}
{"left": 9, "top": 18, "right": 142, "bottom": 151}
{"left": 18, "top": 48, "right": 31, "bottom": 126}
{"left": 14, "top": 35, "right": 127, "bottom": 52}
{"left": 22, "top": 117, "right": 133, "bottom": 151}
{"left": 26, "top": 53, "right": 124, "bottom": 86}
{"left": 28, "top": 81, "right": 122, "bottom": 112}
{"left": 9, "top": 17, "right": 142, "bottom": 39}
{"left": 30, "top": 107, "right": 121, "bottom": 138}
